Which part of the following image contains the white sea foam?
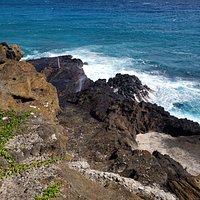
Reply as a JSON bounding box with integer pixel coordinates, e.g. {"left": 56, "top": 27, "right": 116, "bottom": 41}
{"left": 24, "top": 47, "right": 200, "bottom": 123}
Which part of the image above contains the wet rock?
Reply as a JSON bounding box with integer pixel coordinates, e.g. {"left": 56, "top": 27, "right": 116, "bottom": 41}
{"left": 108, "top": 73, "right": 152, "bottom": 101}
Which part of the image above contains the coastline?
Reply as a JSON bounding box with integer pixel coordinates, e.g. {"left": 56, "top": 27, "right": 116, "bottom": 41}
{"left": 23, "top": 48, "right": 200, "bottom": 124}
{"left": 0, "top": 43, "right": 200, "bottom": 199}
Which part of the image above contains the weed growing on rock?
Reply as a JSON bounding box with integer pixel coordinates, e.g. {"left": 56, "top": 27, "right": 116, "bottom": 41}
{"left": 34, "top": 181, "right": 61, "bottom": 200}
{"left": 0, "top": 156, "right": 72, "bottom": 179}
{"left": 0, "top": 110, "right": 30, "bottom": 164}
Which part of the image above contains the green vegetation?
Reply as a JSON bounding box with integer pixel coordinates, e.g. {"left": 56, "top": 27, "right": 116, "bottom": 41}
{"left": 0, "top": 110, "right": 30, "bottom": 147}
{"left": 0, "top": 110, "right": 30, "bottom": 164}
{"left": 34, "top": 181, "right": 61, "bottom": 200}
{"left": 0, "top": 155, "right": 72, "bottom": 179}
{"left": 0, "top": 109, "right": 72, "bottom": 185}
{"left": 0, "top": 157, "right": 65, "bottom": 179}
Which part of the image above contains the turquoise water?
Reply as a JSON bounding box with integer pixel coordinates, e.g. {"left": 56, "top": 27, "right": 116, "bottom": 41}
{"left": 0, "top": 0, "right": 200, "bottom": 123}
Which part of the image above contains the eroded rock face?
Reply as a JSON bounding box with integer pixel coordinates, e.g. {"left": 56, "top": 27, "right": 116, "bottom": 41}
{"left": 0, "top": 58, "right": 60, "bottom": 122}
{"left": 0, "top": 42, "right": 24, "bottom": 64}
{"left": 28, "top": 55, "right": 92, "bottom": 106}
{"left": 169, "top": 175, "right": 200, "bottom": 200}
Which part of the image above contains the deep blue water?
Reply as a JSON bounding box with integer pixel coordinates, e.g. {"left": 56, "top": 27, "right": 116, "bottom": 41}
{"left": 0, "top": 0, "right": 200, "bottom": 123}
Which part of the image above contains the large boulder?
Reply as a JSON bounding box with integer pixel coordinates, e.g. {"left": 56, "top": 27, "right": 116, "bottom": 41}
{"left": 0, "top": 59, "right": 60, "bottom": 122}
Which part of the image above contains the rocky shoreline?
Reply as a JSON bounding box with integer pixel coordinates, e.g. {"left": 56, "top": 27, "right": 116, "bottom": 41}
{"left": 0, "top": 43, "right": 200, "bottom": 200}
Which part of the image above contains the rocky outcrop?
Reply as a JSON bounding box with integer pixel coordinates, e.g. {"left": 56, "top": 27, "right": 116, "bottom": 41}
{"left": 28, "top": 53, "right": 200, "bottom": 199}
{"left": 108, "top": 73, "right": 152, "bottom": 101}
{"left": 0, "top": 59, "right": 60, "bottom": 122}
{"left": 58, "top": 106, "right": 192, "bottom": 188}
{"left": 28, "top": 55, "right": 92, "bottom": 106}
{"left": 168, "top": 175, "right": 200, "bottom": 200}
{"left": 0, "top": 42, "right": 24, "bottom": 64}
{"left": 64, "top": 78, "right": 200, "bottom": 137}
{"left": 28, "top": 55, "right": 200, "bottom": 136}
{"left": 121, "top": 101, "right": 200, "bottom": 137}
{"left": 152, "top": 151, "right": 190, "bottom": 181}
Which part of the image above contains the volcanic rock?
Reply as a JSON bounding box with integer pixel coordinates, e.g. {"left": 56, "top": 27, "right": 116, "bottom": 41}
{"left": 108, "top": 73, "right": 152, "bottom": 101}
{"left": 28, "top": 55, "right": 92, "bottom": 106}
{"left": 0, "top": 42, "right": 24, "bottom": 64}
{"left": 29, "top": 53, "right": 200, "bottom": 198}
{"left": 0, "top": 59, "right": 60, "bottom": 122}
{"left": 168, "top": 175, "right": 200, "bottom": 200}
{"left": 152, "top": 151, "right": 190, "bottom": 181}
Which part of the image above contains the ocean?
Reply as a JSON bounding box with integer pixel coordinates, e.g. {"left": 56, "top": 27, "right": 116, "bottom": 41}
{"left": 0, "top": 0, "right": 200, "bottom": 123}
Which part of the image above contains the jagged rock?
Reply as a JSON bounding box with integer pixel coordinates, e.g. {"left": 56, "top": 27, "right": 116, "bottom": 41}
{"left": 133, "top": 101, "right": 200, "bottom": 136}
{"left": 0, "top": 60, "right": 60, "bottom": 122}
{"left": 107, "top": 100, "right": 200, "bottom": 137}
{"left": 169, "top": 175, "right": 200, "bottom": 200}
{"left": 0, "top": 42, "right": 24, "bottom": 63}
{"left": 28, "top": 55, "right": 92, "bottom": 106}
{"left": 108, "top": 73, "right": 152, "bottom": 101}
{"left": 152, "top": 151, "right": 190, "bottom": 181}
{"left": 59, "top": 105, "right": 192, "bottom": 191}
{"left": 68, "top": 79, "right": 123, "bottom": 121}
{"left": 116, "top": 150, "right": 168, "bottom": 186}
{"left": 110, "top": 150, "right": 191, "bottom": 187}
{"left": 29, "top": 54, "right": 200, "bottom": 192}
{"left": 69, "top": 82, "right": 200, "bottom": 137}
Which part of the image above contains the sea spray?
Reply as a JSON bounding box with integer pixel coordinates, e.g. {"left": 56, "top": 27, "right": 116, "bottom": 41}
{"left": 76, "top": 75, "right": 87, "bottom": 92}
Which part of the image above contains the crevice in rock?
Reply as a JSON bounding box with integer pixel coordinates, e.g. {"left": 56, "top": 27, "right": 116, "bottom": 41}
{"left": 12, "top": 95, "right": 34, "bottom": 103}
{"left": 109, "top": 150, "right": 118, "bottom": 160}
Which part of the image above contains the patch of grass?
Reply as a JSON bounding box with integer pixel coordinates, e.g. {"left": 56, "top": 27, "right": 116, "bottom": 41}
{"left": 35, "top": 181, "right": 62, "bottom": 200}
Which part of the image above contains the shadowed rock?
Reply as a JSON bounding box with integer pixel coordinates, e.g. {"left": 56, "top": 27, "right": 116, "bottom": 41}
{"left": 152, "top": 151, "right": 190, "bottom": 181}
{"left": 28, "top": 55, "right": 92, "bottom": 106}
